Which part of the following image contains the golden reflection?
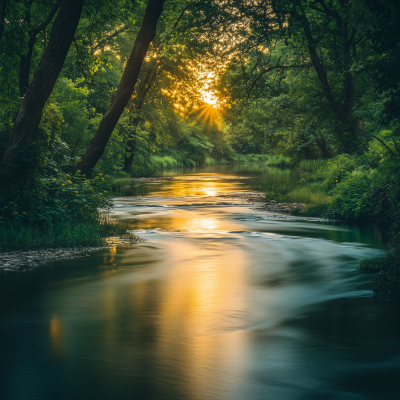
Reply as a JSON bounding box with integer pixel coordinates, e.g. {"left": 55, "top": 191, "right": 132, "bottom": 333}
{"left": 50, "top": 315, "right": 63, "bottom": 358}
{"left": 153, "top": 238, "right": 248, "bottom": 398}
{"left": 109, "top": 246, "right": 117, "bottom": 254}
{"left": 190, "top": 218, "right": 218, "bottom": 230}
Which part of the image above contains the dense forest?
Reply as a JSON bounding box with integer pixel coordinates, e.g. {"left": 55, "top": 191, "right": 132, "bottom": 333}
{"left": 0, "top": 0, "right": 399, "bottom": 297}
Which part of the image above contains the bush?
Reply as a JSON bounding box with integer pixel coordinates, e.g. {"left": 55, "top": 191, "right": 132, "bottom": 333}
{"left": 0, "top": 170, "right": 112, "bottom": 225}
{"left": 358, "top": 257, "right": 385, "bottom": 273}
{"left": 326, "top": 167, "right": 376, "bottom": 219}
{"left": 0, "top": 215, "right": 137, "bottom": 252}
{"left": 265, "top": 156, "right": 294, "bottom": 167}
{"left": 297, "top": 159, "right": 327, "bottom": 172}
{"left": 374, "top": 254, "right": 400, "bottom": 298}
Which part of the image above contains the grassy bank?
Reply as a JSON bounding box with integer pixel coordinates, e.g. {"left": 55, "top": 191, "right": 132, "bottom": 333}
{"left": 148, "top": 153, "right": 271, "bottom": 170}
{"left": 0, "top": 216, "right": 137, "bottom": 252}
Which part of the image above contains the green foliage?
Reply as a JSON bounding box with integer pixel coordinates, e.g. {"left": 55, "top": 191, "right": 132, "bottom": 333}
{"left": 297, "top": 159, "right": 327, "bottom": 172}
{"left": 0, "top": 215, "right": 135, "bottom": 252}
{"left": 0, "top": 170, "right": 112, "bottom": 225}
{"left": 374, "top": 250, "right": 400, "bottom": 299}
{"left": 326, "top": 168, "right": 376, "bottom": 219}
{"left": 246, "top": 180, "right": 330, "bottom": 206}
{"left": 358, "top": 257, "right": 385, "bottom": 273}
{"left": 320, "top": 155, "right": 360, "bottom": 191}
{"left": 265, "top": 156, "right": 295, "bottom": 167}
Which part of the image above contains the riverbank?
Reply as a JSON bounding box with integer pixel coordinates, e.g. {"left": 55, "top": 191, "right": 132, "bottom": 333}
{"left": 0, "top": 233, "right": 143, "bottom": 272}
{"left": 216, "top": 191, "right": 306, "bottom": 213}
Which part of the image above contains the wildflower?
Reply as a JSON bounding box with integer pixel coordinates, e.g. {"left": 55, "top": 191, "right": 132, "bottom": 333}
{"left": 22, "top": 212, "right": 27, "bottom": 215}
{"left": 77, "top": 170, "right": 81, "bottom": 173}
{"left": 12, "top": 212, "right": 18, "bottom": 215}
{"left": 85, "top": 205, "right": 88, "bottom": 207}
{"left": 99, "top": 173, "right": 102, "bottom": 176}
{"left": 62, "top": 184, "right": 65, "bottom": 186}
{"left": 101, "top": 178, "right": 104, "bottom": 180}
{"left": 106, "top": 175, "right": 110, "bottom": 178}
{"left": 336, "top": 180, "right": 338, "bottom": 183}
{"left": 75, "top": 191, "right": 79, "bottom": 194}
{"left": 66, "top": 174, "right": 70, "bottom": 177}
{"left": 99, "top": 193, "right": 103, "bottom": 195}
{"left": 68, "top": 180, "right": 72, "bottom": 184}
{"left": 0, "top": 216, "right": 3, "bottom": 219}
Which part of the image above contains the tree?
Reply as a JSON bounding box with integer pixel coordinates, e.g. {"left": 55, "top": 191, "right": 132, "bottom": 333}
{"left": 0, "top": 0, "right": 84, "bottom": 193}
{"left": 77, "top": 0, "right": 167, "bottom": 176}
{"left": 19, "top": 0, "right": 62, "bottom": 96}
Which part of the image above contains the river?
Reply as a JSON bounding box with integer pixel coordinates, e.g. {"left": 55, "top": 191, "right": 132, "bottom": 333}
{"left": 1, "top": 164, "right": 399, "bottom": 400}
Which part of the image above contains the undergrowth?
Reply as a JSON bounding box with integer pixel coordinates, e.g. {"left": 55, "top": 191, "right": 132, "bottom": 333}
{"left": 0, "top": 215, "right": 135, "bottom": 252}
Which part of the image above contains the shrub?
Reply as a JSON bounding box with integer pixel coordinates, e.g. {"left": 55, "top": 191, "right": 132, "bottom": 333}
{"left": 0, "top": 171, "right": 112, "bottom": 225}
{"left": 358, "top": 257, "right": 385, "bottom": 273}
{"left": 326, "top": 167, "right": 376, "bottom": 219}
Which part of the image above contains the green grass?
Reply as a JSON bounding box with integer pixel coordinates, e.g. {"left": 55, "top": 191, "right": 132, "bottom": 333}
{"left": 265, "top": 156, "right": 295, "bottom": 167}
{"left": 245, "top": 180, "right": 331, "bottom": 218}
{"left": 0, "top": 215, "right": 139, "bottom": 252}
{"left": 297, "top": 159, "right": 328, "bottom": 172}
{"left": 149, "top": 153, "right": 272, "bottom": 169}
{"left": 246, "top": 181, "right": 330, "bottom": 203}
{"left": 358, "top": 257, "right": 386, "bottom": 273}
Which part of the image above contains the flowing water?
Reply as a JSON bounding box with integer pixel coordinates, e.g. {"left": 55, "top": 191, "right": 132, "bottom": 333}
{"left": 1, "top": 164, "right": 399, "bottom": 400}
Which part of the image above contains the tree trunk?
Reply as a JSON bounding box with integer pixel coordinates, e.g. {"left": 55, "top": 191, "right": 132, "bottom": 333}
{"left": 19, "top": 47, "right": 34, "bottom": 97}
{"left": 0, "top": 0, "right": 7, "bottom": 44}
{"left": 0, "top": 0, "right": 84, "bottom": 192}
{"left": 124, "top": 119, "right": 139, "bottom": 170}
{"left": 77, "top": 0, "right": 166, "bottom": 176}
{"left": 123, "top": 59, "right": 160, "bottom": 170}
{"left": 19, "top": 0, "right": 62, "bottom": 97}
{"left": 315, "top": 137, "right": 331, "bottom": 159}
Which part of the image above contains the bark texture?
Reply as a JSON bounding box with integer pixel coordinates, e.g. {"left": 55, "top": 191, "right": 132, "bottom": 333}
{"left": 0, "top": 0, "right": 84, "bottom": 191}
{"left": 77, "top": 0, "right": 166, "bottom": 176}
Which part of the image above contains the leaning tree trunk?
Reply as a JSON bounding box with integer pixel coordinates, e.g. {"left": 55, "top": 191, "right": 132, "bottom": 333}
{"left": 77, "top": 0, "right": 166, "bottom": 176}
{"left": 19, "top": 0, "right": 62, "bottom": 97}
{"left": 0, "top": 0, "right": 84, "bottom": 193}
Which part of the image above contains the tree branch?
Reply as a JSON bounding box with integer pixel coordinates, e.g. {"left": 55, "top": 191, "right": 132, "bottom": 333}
{"left": 31, "top": 0, "right": 62, "bottom": 37}
{"left": 246, "top": 63, "right": 311, "bottom": 100}
{"left": 355, "top": 125, "right": 400, "bottom": 159}
{"left": 92, "top": 25, "right": 130, "bottom": 52}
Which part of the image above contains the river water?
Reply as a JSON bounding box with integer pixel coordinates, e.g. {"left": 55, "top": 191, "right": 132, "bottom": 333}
{"left": 1, "top": 164, "right": 399, "bottom": 400}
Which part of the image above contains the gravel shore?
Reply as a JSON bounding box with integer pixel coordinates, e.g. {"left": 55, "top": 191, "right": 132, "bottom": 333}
{"left": 0, "top": 234, "right": 142, "bottom": 272}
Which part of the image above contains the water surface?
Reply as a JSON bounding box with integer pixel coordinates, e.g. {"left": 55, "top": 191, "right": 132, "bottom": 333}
{"left": 1, "top": 164, "right": 398, "bottom": 400}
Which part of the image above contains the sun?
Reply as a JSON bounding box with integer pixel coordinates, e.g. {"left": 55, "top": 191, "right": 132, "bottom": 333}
{"left": 201, "top": 90, "right": 219, "bottom": 108}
